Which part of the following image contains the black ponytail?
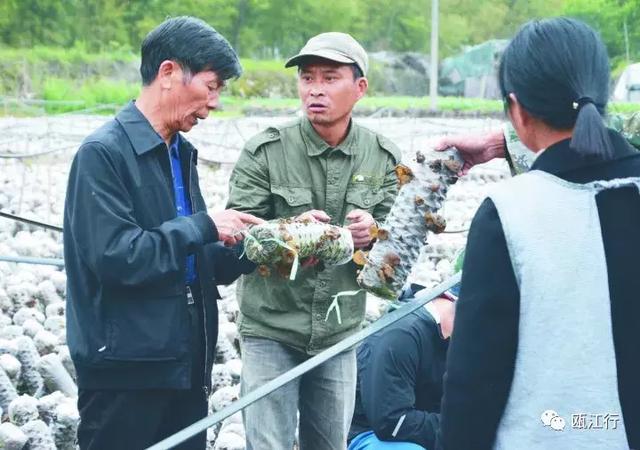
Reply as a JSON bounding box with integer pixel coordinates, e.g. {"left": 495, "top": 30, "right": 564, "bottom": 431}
{"left": 572, "top": 101, "right": 613, "bottom": 158}
{"left": 499, "top": 17, "right": 613, "bottom": 159}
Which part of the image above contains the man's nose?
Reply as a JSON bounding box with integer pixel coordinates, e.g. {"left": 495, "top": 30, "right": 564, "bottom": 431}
{"left": 309, "top": 84, "right": 324, "bottom": 96}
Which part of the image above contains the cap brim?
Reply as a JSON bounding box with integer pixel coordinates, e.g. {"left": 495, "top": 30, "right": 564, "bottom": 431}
{"left": 284, "top": 50, "right": 356, "bottom": 69}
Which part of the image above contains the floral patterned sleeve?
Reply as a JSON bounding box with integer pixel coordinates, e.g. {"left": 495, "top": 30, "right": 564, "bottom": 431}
{"left": 503, "top": 113, "right": 640, "bottom": 176}
{"left": 607, "top": 112, "right": 640, "bottom": 150}
{"left": 502, "top": 122, "right": 536, "bottom": 175}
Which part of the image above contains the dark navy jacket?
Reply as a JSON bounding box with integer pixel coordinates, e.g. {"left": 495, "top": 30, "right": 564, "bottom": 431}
{"left": 63, "top": 102, "right": 254, "bottom": 390}
{"left": 349, "top": 306, "right": 448, "bottom": 449}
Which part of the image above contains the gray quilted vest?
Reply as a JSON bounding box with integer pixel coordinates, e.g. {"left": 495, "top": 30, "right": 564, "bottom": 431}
{"left": 489, "top": 170, "right": 633, "bottom": 450}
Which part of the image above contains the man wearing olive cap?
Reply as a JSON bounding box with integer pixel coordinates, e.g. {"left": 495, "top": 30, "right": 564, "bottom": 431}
{"left": 227, "top": 32, "right": 401, "bottom": 449}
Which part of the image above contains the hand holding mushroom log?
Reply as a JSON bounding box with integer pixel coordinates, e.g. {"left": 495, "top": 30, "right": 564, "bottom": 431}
{"left": 433, "top": 129, "right": 505, "bottom": 175}
{"left": 243, "top": 218, "right": 354, "bottom": 279}
{"left": 346, "top": 210, "right": 376, "bottom": 249}
{"left": 211, "top": 210, "right": 266, "bottom": 246}
{"left": 356, "top": 149, "right": 463, "bottom": 299}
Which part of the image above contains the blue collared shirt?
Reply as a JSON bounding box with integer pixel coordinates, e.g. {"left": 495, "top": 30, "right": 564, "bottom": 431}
{"left": 169, "top": 134, "right": 197, "bottom": 284}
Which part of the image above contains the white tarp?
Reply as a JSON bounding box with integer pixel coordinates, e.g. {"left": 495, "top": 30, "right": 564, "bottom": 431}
{"left": 613, "top": 63, "right": 640, "bottom": 102}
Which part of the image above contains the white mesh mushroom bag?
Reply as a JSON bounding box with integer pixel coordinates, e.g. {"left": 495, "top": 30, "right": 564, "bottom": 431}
{"left": 243, "top": 218, "right": 354, "bottom": 280}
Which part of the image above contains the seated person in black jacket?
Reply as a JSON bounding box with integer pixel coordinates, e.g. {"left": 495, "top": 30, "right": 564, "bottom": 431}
{"left": 347, "top": 285, "right": 457, "bottom": 450}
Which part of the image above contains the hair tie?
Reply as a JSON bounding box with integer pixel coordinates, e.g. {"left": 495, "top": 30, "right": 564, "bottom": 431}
{"left": 572, "top": 96, "right": 594, "bottom": 110}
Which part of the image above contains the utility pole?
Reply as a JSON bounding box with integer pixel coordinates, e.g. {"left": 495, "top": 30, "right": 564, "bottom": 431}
{"left": 623, "top": 18, "right": 630, "bottom": 63}
{"left": 429, "top": 0, "right": 439, "bottom": 111}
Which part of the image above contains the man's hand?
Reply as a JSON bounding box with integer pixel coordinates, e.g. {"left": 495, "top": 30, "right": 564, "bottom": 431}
{"left": 432, "top": 128, "right": 505, "bottom": 175}
{"left": 296, "top": 209, "right": 331, "bottom": 223}
{"left": 346, "top": 209, "right": 376, "bottom": 249}
{"left": 210, "top": 210, "right": 265, "bottom": 246}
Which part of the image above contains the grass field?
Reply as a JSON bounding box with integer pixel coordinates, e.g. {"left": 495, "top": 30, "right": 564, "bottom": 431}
{"left": 0, "top": 93, "right": 507, "bottom": 116}
{"left": 1, "top": 47, "right": 639, "bottom": 117}
{"left": 3, "top": 91, "right": 639, "bottom": 118}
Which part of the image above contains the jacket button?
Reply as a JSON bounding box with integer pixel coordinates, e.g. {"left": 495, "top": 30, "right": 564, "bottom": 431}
{"left": 315, "top": 314, "right": 322, "bottom": 320}
{"left": 289, "top": 196, "right": 294, "bottom": 202}
{"left": 364, "top": 199, "right": 370, "bottom": 205}
{"left": 268, "top": 132, "right": 277, "bottom": 138}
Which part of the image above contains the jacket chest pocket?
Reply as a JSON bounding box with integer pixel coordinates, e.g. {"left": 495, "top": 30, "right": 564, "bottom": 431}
{"left": 345, "top": 185, "right": 384, "bottom": 214}
{"left": 270, "top": 185, "right": 313, "bottom": 218}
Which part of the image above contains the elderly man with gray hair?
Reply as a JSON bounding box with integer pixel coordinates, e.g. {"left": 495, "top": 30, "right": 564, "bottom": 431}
{"left": 64, "top": 17, "right": 262, "bottom": 450}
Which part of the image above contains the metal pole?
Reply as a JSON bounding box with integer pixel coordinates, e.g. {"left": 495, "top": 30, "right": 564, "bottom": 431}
{"left": 624, "top": 18, "right": 630, "bottom": 63}
{"left": 429, "top": 0, "right": 439, "bottom": 111}
{"left": 147, "top": 272, "right": 462, "bottom": 450}
{"left": 0, "top": 255, "right": 65, "bottom": 267}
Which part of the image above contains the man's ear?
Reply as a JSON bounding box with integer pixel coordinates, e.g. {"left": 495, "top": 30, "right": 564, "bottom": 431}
{"left": 157, "top": 60, "right": 180, "bottom": 90}
{"left": 356, "top": 77, "right": 368, "bottom": 101}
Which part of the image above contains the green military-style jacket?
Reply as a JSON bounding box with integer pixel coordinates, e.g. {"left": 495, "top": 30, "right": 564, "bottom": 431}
{"left": 227, "top": 117, "right": 401, "bottom": 354}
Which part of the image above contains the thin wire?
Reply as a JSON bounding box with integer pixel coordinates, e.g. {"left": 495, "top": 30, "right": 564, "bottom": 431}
{"left": 0, "top": 144, "right": 76, "bottom": 159}
{"left": 0, "top": 210, "right": 63, "bottom": 232}
{"left": 442, "top": 228, "right": 469, "bottom": 234}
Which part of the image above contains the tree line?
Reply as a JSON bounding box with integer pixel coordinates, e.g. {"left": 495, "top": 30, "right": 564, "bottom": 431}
{"left": 0, "top": 0, "right": 637, "bottom": 64}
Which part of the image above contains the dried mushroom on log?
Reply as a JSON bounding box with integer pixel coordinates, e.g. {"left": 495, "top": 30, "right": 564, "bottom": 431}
{"left": 357, "top": 149, "right": 462, "bottom": 299}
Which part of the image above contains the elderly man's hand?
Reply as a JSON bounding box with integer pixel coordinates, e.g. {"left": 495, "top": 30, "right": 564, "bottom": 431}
{"left": 432, "top": 128, "right": 505, "bottom": 175}
{"left": 211, "top": 210, "right": 265, "bottom": 246}
{"left": 346, "top": 209, "right": 376, "bottom": 249}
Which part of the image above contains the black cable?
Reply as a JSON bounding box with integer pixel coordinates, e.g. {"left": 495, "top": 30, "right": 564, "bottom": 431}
{"left": 0, "top": 210, "right": 62, "bottom": 232}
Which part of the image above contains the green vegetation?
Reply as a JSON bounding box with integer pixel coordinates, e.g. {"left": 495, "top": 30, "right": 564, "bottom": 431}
{"left": 222, "top": 96, "right": 505, "bottom": 114}
{"left": 5, "top": 86, "right": 639, "bottom": 118}
{"left": 2, "top": 0, "right": 637, "bottom": 63}
{"left": 227, "top": 97, "right": 640, "bottom": 116}
{"left": 609, "top": 102, "right": 640, "bottom": 115}
{"left": 41, "top": 78, "right": 140, "bottom": 114}
{"left": 564, "top": 0, "right": 640, "bottom": 72}
{"left": 0, "top": 45, "right": 137, "bottom": 65}
{"left": 0, "top": 0, "right": 564, "bottom": 59}
{"left": 1, "top": 0, "right": 639, "bottom": 116}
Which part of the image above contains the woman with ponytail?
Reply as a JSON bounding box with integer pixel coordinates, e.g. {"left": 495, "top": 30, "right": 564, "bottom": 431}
{"left": 438, "top": 18, "right": 639, "bottom": 450}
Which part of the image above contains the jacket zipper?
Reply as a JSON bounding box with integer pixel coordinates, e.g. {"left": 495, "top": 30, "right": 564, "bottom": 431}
{"left": 187, "top": 150, "right": 210, "bottom": 396}
{"left": 168, "top": 143, "right": 209, "bottom": 394}
{"left": 186, "top": 286, "right": 195, "bottom": 304}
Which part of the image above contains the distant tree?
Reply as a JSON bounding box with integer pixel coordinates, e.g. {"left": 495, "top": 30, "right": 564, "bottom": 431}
{"left": 563, "top": 0, "right": 640, "bottom": 67}
{"left": 0, "top": 0, "right": 633, "bottom": 66}
{"left": 0, "top": 0, "right": 74, "bottom": 47}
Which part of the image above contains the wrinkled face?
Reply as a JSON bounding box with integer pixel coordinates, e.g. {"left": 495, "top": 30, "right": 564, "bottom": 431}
{"left": 297, "top": 61, "right": 367, "bottom": 127}
{"left": 165, "top": 65, "right": 224, "bottom": 134}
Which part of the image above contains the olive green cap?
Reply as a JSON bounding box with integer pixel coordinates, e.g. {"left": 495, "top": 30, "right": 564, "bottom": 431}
{"left": 285, "top": 32, "right": 368, "bottom": 76}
